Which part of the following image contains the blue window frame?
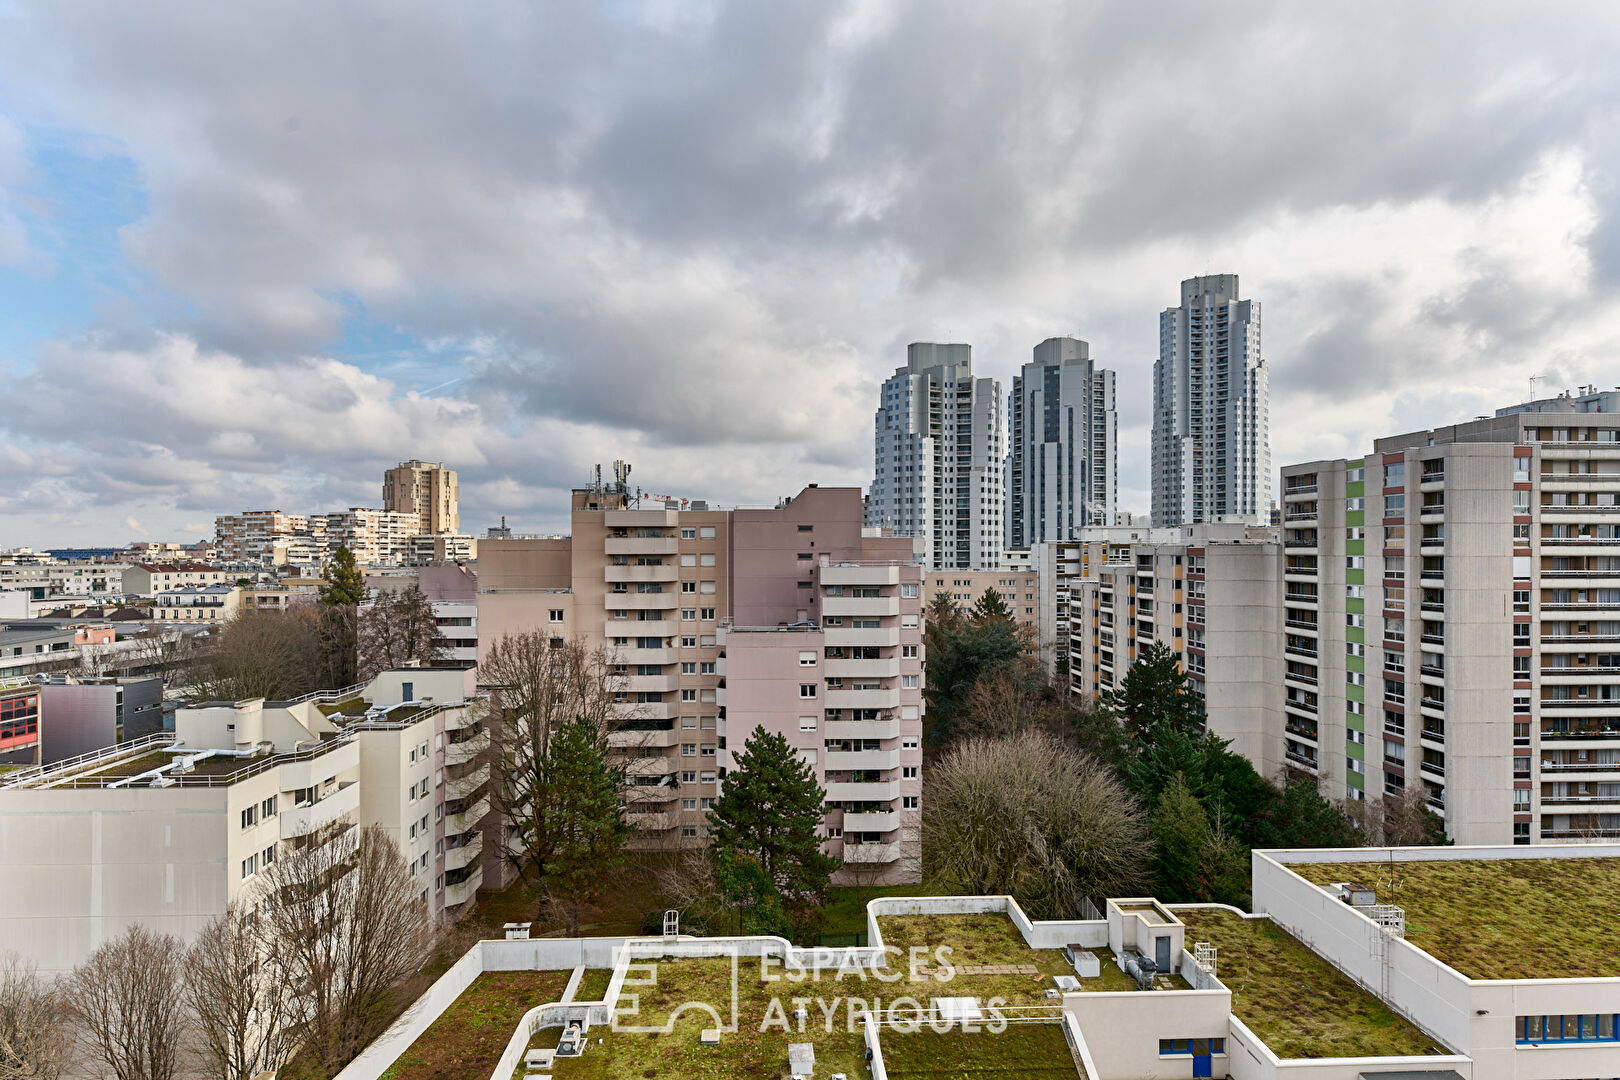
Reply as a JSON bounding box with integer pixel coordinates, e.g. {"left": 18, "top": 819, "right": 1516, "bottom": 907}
{"left": 1158, "top": 1039, "right": 1226, "bottom": 1056}
{"left": 1516, "top": 1014, "right": 1618, "bottom": 1044}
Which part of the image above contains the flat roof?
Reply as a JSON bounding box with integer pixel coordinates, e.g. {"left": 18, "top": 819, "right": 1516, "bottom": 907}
{"left": 1285, "top": 856, "right": 1620, "bottom": 980}
{"left": 1175, "top": 907, "right": 1443, "bottom": 1059}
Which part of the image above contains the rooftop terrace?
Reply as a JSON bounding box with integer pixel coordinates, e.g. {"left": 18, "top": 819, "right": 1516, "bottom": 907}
{"left": 1286, "top": 856, "right": 1620, "bottom": 981}
{"left": 1174, "top": 907, "right": 1443, "bottom": 1059}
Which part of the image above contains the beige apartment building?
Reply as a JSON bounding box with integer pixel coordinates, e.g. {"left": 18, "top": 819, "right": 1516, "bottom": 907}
{"left": 152, "top": 583, "right": 242, "bottom": 623}
{"left": 478, "top": 480, "right": 924, "bottom": 883}
{"left": 0, "top": 667, "right": 488, "bottom": 973}
{"left": 385, "top": 460, "right": 460, "bottom": 536}
{"left": 215, "top": 510, "right": 311, "bottom": 565}
{"left": 1068, "top": 524, "right": 1284, "bottom": 771}
{"left": 120, "top": 562, "right": 229, "bottom": 597}
{"left": 323, "top": 508, "right": 418, "bottom": 565}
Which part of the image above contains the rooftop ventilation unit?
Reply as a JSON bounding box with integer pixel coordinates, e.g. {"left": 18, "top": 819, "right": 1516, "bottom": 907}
{"left": 1123, "top": 951, "right": 1157, "bottom": 991}
{"left": 1332, "top": 881, "right": 1377, "bottom": 907}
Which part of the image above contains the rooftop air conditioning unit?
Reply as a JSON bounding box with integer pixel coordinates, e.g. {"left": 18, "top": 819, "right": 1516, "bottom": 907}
{"left": 1333, "top": 881, "right": 1377, "bottom": 907}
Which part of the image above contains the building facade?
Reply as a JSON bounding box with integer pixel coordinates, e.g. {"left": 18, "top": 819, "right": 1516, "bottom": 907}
{"left": 1150, "top": 275, "right": 1270, "bottom": 527}
{"left": 868, "top": 343, "right": 1004, "bottom": 569}
{"left": 215, "top": 511, "right": 311, "bottom": 566}
{"left": 1007, "top": 337, "right": 1117, "bottom": 548}
{"left": 384, "top": 460, "right": 461, "bottom": 536}
{"left": 0, "top": 667, "right": 488, "bottom": 973}
{"left": 121, "top": 562, "right": 229, "bottom": 597}
{"left": 1281, "top": 407, "right": 1620, "bottom": 845}
{"left": 479, "top": 479, "right": 924, "bottom": 883}
{"left": 153, "top": 584, "right": 242, "bottom": 624}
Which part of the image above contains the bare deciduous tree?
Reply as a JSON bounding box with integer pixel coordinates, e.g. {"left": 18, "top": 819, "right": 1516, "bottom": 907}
{"left": 185, "top": 901, "right": 297, "bottom": 1080}
{"left": 259, "top": 823, "right": 434, "bottom": 1074}
{"left": 0, "top": 952, "right": 71, "bottom": 1080}
{"left": 185, "top": 607, "right": 326, "bottom": 702}
{"left": 923, "top": 729, "right": 1150, "bottom": 918}
{"left": 1344, "top": 786, "right": 1449, "bottom": 846}
{"left": 63, "top": 925, "right": 188, "bottom": 1080}
{"left": 480, "top": 632, "right": 633, "bottom": 896}
{"left": 356, "top": 586, "right": 448, "bottom": 682}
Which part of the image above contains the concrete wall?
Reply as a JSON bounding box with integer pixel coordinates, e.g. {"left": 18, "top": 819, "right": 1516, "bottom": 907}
{"left": 1068, "top": 988, "right": 1232, "bottom": 1080}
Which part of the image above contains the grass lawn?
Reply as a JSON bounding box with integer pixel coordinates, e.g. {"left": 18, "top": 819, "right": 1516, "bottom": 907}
{"left": 1286, "top": 857, "right": 1620, "bottom": 980}
{"left": 822, "top": 883, "right": 949, "bottom": 937}
{"left": 379, "top": 970, "right": 571, "bottom": 1080}
{"left": 1175, "top": 908, "right": 1442, "bottom": 1059}
{"left": 882, "top": 1024, "right": 1078, "bottom": 1079}
{"left": 543, "top": 956, "right": 872, "bottom": 1080}
{"left": 575, "top": 968, "right": 614, "bottom": 1003}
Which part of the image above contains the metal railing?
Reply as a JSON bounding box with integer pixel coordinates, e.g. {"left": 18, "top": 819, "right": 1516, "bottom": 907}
{"left": 39, "top": 734, "right": 355, "bottom": 789}
{"left": 0, "top": 732, "right": 177, "bottom": 788}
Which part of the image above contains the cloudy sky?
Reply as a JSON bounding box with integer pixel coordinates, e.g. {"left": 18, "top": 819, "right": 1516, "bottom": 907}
{"left": 2, "top": 1, "right": 1618, "bottom": 547}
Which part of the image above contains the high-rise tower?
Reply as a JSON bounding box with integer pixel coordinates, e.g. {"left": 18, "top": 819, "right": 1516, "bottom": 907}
{"left": 1006, "top": 337, "right": 1116, "bottom": 547}
{"left": 868, "top": 343, "right": 1004, "bottom": 569}
{"left": 383, "top": 460, "right": 460, "bottom": 536}
{"left": 1151, "top": 275, "right": 1270, "bottom": 527}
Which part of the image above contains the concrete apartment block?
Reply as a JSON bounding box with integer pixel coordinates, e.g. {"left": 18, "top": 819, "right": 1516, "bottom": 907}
{"left": 1284, "top": 404, "right": 1620, "bottom": 845}
{"left": 384, "top": 459, "right": 460, "bottom": 536}
{"left": 1007, "top": 337, "right": 1118, "bottom": 547}
{"left": 0, "top": 666, "right": 488, "bottom": 973}
{"left": 477, "top": 480, "right": 924, "bottom": 881}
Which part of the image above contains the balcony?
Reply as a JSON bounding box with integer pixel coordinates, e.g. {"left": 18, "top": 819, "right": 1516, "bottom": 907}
{"left": 825, "top": 780, "right": 901, "bottom": 801}
{"left": 824, "top": 626, "right": 901, "bottom": 648}
{"left": 824, "top": 719, "right": 900, "bottom": 741}
{"left": 821, "top": 596, "right": 901, "bottom": 618}
{"left": 444, "top": 864, "right": 483, "bottom": 907}
{"left": 609, "top": 725, "right": 681, "bottom": 749}
{"left": 842, "top": 810, "right": 901, "bottom": 832}
{"left": 444, "top": 729, "right": 490, "bottom": 766}
{"left": 604, "top": 564, "right": 679, "bottom": 583}
{"left": 820, "top": 565, "right": 901, "bottom": 587}
{"left": 824, "top": 749, "right": 901, "bottom": 771}
{"left": 605, "top": 591, "right": 680, "bottom": 611}
{"left": 825, "top": 688, "right": 901, "bottom": 710}
{"left": 1284, "top": 749, "right": 1319, "bottom": 770}
{"left": 274, "top": 739, "right": 360, "bottom": 793}
{"left": 624, "top": 755, "right": 681, "bottom": 778}
{"left": 279, "top": 780, "right": 360, "bottom": 839}
{"left": 625, "top": 809, "right": 679, "bottom": 831}
{"left": 607, "top": 647, "right": 679, "bottom": 665}
{"left": 823, "top": 657, "right": 901, "bottom": 680}
{"left": 445, "top": 795, "right": 490, "bottom": 834}
{"left": 444, "top": 833, "right": 483, "bottom": 871}
{"left": 621, "top": 674, "right": 679, "bottom": 693}
{"left": 445, "top": 763, "right": 489, "bottom": 801}
{"left": 605, "top": 619, "right": 680, "bottom": 639}
{"left": 841, "top": 842, "right": 900, "bottom": 864}
{"left": 604, "top": 536, "right": 678, "bottom": 556}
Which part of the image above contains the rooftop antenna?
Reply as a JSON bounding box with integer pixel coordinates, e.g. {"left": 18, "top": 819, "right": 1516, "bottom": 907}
{"left": 1529, "top": 373, "right": 1546, "bottom": 399}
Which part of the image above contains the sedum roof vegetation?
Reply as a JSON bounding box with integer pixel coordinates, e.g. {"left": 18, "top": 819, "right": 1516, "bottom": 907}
{"left": 381, "top": 970, "right": 571, "bottom": 1080}
{"left": 1286, "top": 857, "right": 1620, "bottom": 981}
{"left": 1175, "top": 908, "right": 1443, "bottom": 1060}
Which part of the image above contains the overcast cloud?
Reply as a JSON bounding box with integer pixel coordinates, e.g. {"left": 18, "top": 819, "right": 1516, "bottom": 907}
{"left": 2, "top": 1, "right": 1619, "bottom": 545}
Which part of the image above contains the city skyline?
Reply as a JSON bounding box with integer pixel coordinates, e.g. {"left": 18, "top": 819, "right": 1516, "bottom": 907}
{"left": 3, "top": 5, "right": 1620, "bottom": 545}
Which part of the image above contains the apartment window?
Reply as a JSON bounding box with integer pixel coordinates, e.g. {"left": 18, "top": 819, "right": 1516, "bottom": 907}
{"left": 681, "top": 826, "right": 699, "bottom": 838}
{"left": 800, "top": 651, "right": 817, "bottom": 666}
{"left": 682, "top": 743, "right": 697, "bottom": 757}
{"left": 682, "top": 798, "right": 698, "bottom": 810}
{"left": 699, "top": 526, "right": 716, "bottom": 539}
{"left": 902, "top": 675, "right": 919, "bottom": 688}
{"left": 681, "top": 770, "right": 697, "bottom": 783}
{"left": 681, "top": 689, "right": 697, "bottom": 702}
{"left": 901, "top": 584, "right": 919, "bottom": 598}
{"left": 800, "top": 684, "right": 817, "bottom": 698}
{"left": 902, "top": 737, "right": 919, "bottom": 749}
{"left": 701, "top": 635, "right": 716, "bottom": 646}
{"left": 701, "top": 608, "right": 716, "bottom": 620}
{"left": 701, "top": 770, "right": 716, "bottom": 783}
{"left": 682, "top": 609, "right": 697, "bottom": 620}
{"left": 682, "top": 581, "right": 696, "bottom": 593}
{"left": 681, "top": 715, "right": 698, "bottom": 729}
{"left": 1513, "top": 655, "right": 1531, "bottom": 679}
{"left": 240, "top": 806, "right": 257, "bottom": 830}
{"left": 798, "top": 552, "right": 813, "bottom": 561}
{"left": 241, "top": 854, "right": 257, "bottom": 880}
{"left": 902, "top": 796, "right": 919, "bottom": 810}
{"left": 1513, "top": 624, "right": 1530, "bottom": 647}
{"left": 902, "top": 766, "right": 919, "bottom": 779}
{"left": 902, "top": 645, "right": 918, "bottom": 659}
{"left": 700, "top": 554, "right": 716, "bottom": 567}
{"left": 263, "top": 844, "right": 276, "bottom": 867}
{"left": 1512, "top": 489, "right": 1531, "bottom": 515}
{"left": 548, "top": 609, "right": 564, "bottom": 623}
{"left": 1517, "top": 1015, "right": 1618, "bottom": 1043}
{"left": 700, "top": 581, "right": 716, "bottom": 594}
{"left": 901, "top": 614, "right": 919, "bottom": 628}
{"left": 681, "top": 636, "right": 697, "bottom": 648}
{"left": 681, "top": 662, "right": 697, "bottom": 674}
{"left": 681, "top": 527, "right": 697, "bottom": 540}
{"left": 681, "top": 554, "right": 697, "bottom": 567}
{"left": 1384, "top": 740, "right": 1406, "bottom": 764}
{"left": 261, "top": 796, "right": 277, "bottom": 817}
{"left": 800, "top": 716, "right": 818, "bottom": 731}
{"left": 700, "top": 661, "right": 715, "bottom": 674}
{"left": 1513, "top": 589, "right": 1530, "bottom": 613}
{"left": 701, "top": 745, "right": 716, "bottom": 757}
{"left": 1384, "top": 462, "right": 1406, "bottom": 487}
{"left": 1384, "top": 494, "right": 1405, "bottom": 515}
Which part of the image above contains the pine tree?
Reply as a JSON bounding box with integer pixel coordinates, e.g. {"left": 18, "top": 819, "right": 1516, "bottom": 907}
{"left": 970, "top": 586, "right": 1012, "bottom": 622}
{"left": 1150, "top": 773, "right": 1211, "bottom": 901}
{"left": 1104, "top": 640, "right": 1201, "bottom": 741}
{"left": 708, "top": 726, "right": 837, "bottom": 922}
{"left": 319, "top": 545, "right": 366, "bottom": 607}
{"left": 541, "top": 716, "right": 629, "bottom": 936}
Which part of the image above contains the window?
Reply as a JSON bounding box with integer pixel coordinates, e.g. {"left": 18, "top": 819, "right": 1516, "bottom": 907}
{"left": 800, "top": 716, "right": 818, "bottom": 731}
{"left": 699, "top": 526, "right": 716, "bottom": 540}
{"left": 681, "top": 527, "right": 696, "bottom": 539}
{"left": 681, "top": 662, "right": 697, "bottom": 675}
{"left": 901, "top": 614, "right": 919, "bottom": 628}
{"left": 902, "top": 675, "right": 919, "bottom": 688}
{"left": 901, "top": 584, "right": 919, "bottom": 598}
{"left": 1384, "top": 461, "right": 1405, "bottom": 487}
{"left": 700, "top": 554, "right": 716, "bottom": 567}
{"left": 681, "top": 689, "right": 697, "bottom": 702}
{"left": 1159, "top": 1039, "right": 1226, "bottom": 1056}
{"left": 902, "top": 737, "right": 919, "bottom": 749}
{"left": 682, "top": 581, "right": 697, "bottom": 593}
{"left": 902, "top": 645, "right": 918, "bottom": 659}
{"left": 682, "top": 743, "right": 697, "bottom": 757}
{"left": 548, "top": 609, "right": 564, "bottom": 623}
{"left": 681, "top": 636, "right": 697, "bottom": 648}
{"left": 798, "top": 552, "right": 813, "bottom": 561}
{"left": 1516, "top": 1014, "right": 1617, "bottom": 1043}
{"left": 700, "top": 661, "right": 716, "bottom": 675}
{"left": 681, "top": 609, "right": 697, "bottom": 620}
{"left": 263, "top": 844, "right": 276, "bottom": 867}
{"left": 902, "top": 796, "right": 919, "bottom": 810}
{"left": 800, "top": 684, "right": 817, "bottom": 698}
{"left": 902, "top": 766, "right": 918, "bottom": 779}
{"left": 681, "top": 554, "right": 697, "bottom": 567}
{"left": 800, "top": 651, "right": 818, "bottom": 666}
{"left": 700, "top": 581, "right": 716, "bottom": 594}
{"left": 682, "top": 798, "right": 697, "bottom": 810}
{"left": 240, "top": 806, "right": 257, "bottom": 830}
{"left": 261, "top": 796, "right": 277, "bottom": 817}
{"left": 1384, "top": 493, "right": 1405, "bottom": 515}
{"left": 241, "top": 855, "right": 257, "bottom": 879}
{"left": 701, "top": 607, "right": 716, "bottom": 620}
{"left": 681, "top": 770, "right": 697, "bottom": 783}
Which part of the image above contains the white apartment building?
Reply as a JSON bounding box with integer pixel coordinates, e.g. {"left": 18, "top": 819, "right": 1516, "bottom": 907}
{"left": 324, "top": 508, "right": 417, "bottom": 565}
{"left": 1281, "top": 405, "right": 1620, "bottom": 845}
{"left": 121, "top": 562, "right": 229, "bottom": 597}
{"left": 1151, "top": 275, "right": 1271, "bottom": 527}
{"left": 152, "top": 583, "right": 242, "bottom": 623}
{"left": 0, "top": 667, "right": 490, "bottom": 973}
{"left": 868, "top": 342, "right": 1004, "bottom": 569}
{"left": 1007, "top": 337, "right": 1117, "bottom": 548}
{"left": 215, "top": 510, "right": 312, "bottom": 566}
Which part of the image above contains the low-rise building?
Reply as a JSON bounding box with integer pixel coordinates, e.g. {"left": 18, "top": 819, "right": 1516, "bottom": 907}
{"left": 121, "top": 562, "right": 229, "bottom": 597}
{"left": 0, "top": 667, "right": 489, "bottom": 973}
{"left": 153, "top": 584, "right": 242, "bottom": 623}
